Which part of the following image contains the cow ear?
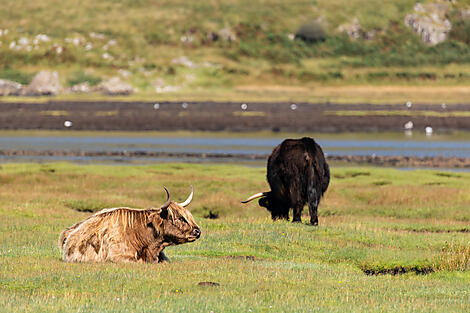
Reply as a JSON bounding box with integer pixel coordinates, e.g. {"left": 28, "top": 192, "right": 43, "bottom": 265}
{"left": 159, "top": 208, "right": 168, "bottom": 220}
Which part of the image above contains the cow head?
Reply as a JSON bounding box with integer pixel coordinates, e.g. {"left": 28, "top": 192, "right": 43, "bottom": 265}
{"left": 148, "top": 186, "right": 201, "bottom": 245}
{"left": 241, "top": 191, "right": 288, "bottom": 220}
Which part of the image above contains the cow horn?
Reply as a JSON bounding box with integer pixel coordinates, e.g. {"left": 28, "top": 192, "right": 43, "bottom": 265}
{"left": 160, "top": 186, "right": 171, "bottom": 210}
{"left": 241, "top": 192, "right": 268, "bottom": 203}
{"left": 178, "top": 185, "right": 193, "bottom": 207}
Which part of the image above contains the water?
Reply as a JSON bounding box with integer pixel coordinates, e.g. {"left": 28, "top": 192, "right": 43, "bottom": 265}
{"left": 1, "top": 133, "right": 470, "bottom": 163}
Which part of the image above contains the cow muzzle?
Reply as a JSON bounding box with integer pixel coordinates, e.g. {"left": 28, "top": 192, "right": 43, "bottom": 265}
{"left": 192, "top": 227, "right": 201, "bottom": 239}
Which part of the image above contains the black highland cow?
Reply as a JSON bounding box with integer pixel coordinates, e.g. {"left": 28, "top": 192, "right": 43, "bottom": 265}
{"left": 242, "top": 137, "right": 330, "bottom": 225}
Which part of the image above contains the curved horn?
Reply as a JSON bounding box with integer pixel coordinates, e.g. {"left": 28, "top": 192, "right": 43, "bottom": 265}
{"left": 178, "top": 185, "right": 193, "bottom": 207}
{"left": 160, "top": 186, "right": 171, "bottom": 210}
{"left": 241, "top": 192, "right": 268, "bottom": 204}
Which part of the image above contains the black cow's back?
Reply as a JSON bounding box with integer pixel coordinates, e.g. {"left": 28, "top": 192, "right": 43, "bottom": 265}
{"left": 267, "top": 137, "right": 329, "bottom": 208}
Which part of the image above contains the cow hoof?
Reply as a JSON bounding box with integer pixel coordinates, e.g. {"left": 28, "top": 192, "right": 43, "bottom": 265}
{"left": 310, "top": 221, "right": 318, "bottom": 226}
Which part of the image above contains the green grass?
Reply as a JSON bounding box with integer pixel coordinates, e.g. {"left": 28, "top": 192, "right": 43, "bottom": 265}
{"left": 0, "top": 162, "right": 469, "bottom": 312}
{"left": 2, "top": 0, "right": 470, "bottom": 93}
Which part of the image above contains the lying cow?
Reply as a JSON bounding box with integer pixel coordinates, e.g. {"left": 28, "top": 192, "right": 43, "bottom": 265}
{"left": 59, "top": 186, "right": 201, "bottom": 263}
{"left": 242, "top": 137, "right": 330, "bottom": 225}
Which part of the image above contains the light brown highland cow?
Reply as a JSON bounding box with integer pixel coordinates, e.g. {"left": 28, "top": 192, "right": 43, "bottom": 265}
{"left": 59, "top": 187, "right": 201, "bottom": 263}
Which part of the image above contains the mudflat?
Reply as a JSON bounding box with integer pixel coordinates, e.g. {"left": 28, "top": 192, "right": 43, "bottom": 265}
{"left": 1, "top": 100, "right": 469, "bottom": 132}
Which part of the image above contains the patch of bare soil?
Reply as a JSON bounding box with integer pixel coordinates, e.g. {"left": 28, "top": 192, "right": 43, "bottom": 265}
{"left": 224, "top": 255, "right": 257, "bottom": 261}
{"left": 361, "top": 265, "right": 434, "bottom": 276}
{"left": 197, "top": 281, "right": 220, "bottom": 287}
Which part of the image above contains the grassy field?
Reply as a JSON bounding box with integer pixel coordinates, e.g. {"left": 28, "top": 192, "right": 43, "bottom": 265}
{"left": 0, "top": 162, "right": 469, "bottom": 312}
{"left": 3, "top": 0, "right": 470, "bottom": 94}
{"left": 5, "top": 84, "right": 470, "bottom": 104}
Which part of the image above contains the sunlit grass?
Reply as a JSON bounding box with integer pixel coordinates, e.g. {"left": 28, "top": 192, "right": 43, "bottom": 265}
{"left": 0, "top": 163, "right": 469, "bottom": 312}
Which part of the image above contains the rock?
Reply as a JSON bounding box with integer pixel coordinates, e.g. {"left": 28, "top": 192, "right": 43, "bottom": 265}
{"left": 219, "top": 28, "right": 237, "bottom": 42}
{"left": 205, "top": 28, "right": 236, "bottom": 43}
{"left": 461, "top": 7, "right": 470, "bottom": 19}
{"left": 172, "top": 56, "right": 196, "bottom": 68}
{"left": 0, "top": 79, "right": 23, "bottom": 96}
{"left": 97, "top": 77, "right": 134, "bottom": 95}
{"left": 338, "top": 18, "right": 362, "bottom": 40}
{"left": 206, "top": 31, "right": 219, "bottom": 42}
{"left": 338, "top": 18, "right": 376, "bottom": 40}
{"left": 24, "top": 71, "right": 62, "bottom": 96}
{"left": 70, "top": 82, "right": 91, "bottom": 93}
{"left": 153, "top": 78, "right": 180, "bottom": 93}
{"left": 405, "top": 2, "right": 452, "bottom": 45}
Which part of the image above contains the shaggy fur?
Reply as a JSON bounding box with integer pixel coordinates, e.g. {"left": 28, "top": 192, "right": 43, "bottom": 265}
{"left": 59, "top": 202, "right": 200, "bottom": 263}
{"left": 244, "top": 137, "right": 330, "bottom": 225}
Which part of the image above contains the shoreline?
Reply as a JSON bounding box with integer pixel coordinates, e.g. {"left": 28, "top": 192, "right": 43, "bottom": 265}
{"left": 2, "top": 149, "right": 470, "bottom": 168}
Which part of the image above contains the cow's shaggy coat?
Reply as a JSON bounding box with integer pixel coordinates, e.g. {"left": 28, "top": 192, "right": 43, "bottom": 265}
{"left": 59, "top": 188, "right": 200, "bottom": 263}
{"left": 242, "top": 137, "right": 330, "bottom": 225}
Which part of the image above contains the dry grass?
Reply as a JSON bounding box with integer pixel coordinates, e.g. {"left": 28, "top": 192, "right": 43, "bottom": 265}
{"left": 438, "top": 242, "right": 470, "bottom": 271}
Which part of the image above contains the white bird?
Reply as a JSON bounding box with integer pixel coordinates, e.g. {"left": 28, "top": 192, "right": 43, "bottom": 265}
{"left": 425, "top": 126, "right": 433, "bottom": 136}
{"left": 404, "top": 121, "right": 413, "bottom": 130}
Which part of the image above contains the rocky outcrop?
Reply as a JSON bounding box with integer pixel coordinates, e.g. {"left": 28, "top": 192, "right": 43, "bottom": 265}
{"left": 24, "top": 71, "right": 62, "bottom": 96}
{"left": 205, "top": 28, "right": 237, "bottom": 42}
{"left": 70, "top": 82, "right": 91, "bottom": 93}
{"left": 405, "top": 2, "right": 452, "bottom": 45}
{"left": 338, "top": 18, "right": 376, "bottom": 40}
{"left": 97, "top": 77, "right": 134, "bottom": 95}
{"left": 0, "top": 79, "right": 23, "bottom": 96}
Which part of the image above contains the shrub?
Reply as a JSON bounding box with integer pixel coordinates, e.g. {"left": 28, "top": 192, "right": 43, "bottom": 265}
{"left": 67, "top": 70, "right": 102, "bottom": 87}
{"left": 294, "top": 21, "right": 326, "bottom": 43}
{"left": 0, "top": 69, "right": 34, "bottom": 85}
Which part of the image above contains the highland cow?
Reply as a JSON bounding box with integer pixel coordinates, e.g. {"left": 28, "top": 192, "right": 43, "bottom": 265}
{"left": 242, "top": 137, "right": 330, "bottom": 225}
{"left": 59, "top": 187, "right": 200, "bottom": 263}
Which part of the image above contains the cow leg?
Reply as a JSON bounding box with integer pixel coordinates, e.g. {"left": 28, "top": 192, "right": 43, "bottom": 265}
{"left": 158, "top": 251, "right": 169, "bottom": 263}
{"left": 292, "top": 205, "right": 302, "bottom": 223}
{"left": 308, "top": 187, "right": 319, "bottom": 226}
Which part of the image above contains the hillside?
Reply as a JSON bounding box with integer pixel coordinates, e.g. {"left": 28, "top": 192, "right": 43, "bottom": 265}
{"left": 2, "top": 0, "right": 470, "bottom": 97}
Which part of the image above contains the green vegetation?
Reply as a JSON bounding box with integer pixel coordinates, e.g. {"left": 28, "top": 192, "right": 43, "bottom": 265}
{"left": 2, "top": 0, "right": 470, "bottom": 94}
{"left": 0, "top": 162, "right": 469, "bottom": 312}
{"left": 66, "top": 70, "right": 102, "bottom": 87}
{"left": 0, "top": 69, "right": 34, "bottom": 85}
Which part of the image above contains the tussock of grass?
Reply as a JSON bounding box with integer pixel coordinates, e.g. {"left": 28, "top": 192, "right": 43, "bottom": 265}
{"left": 438, "top": 242, "right": 470, "bottom": 271}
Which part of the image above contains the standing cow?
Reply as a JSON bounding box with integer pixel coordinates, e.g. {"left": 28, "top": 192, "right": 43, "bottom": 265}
{"left": 59, "top": 186, "right": 201, "bottom": 263}
{"left": 242, "top": 137, "right": 330, "bottom": 225}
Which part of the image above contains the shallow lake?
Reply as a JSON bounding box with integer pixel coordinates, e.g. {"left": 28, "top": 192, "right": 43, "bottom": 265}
{"left": 1, "top": 131, "right": 469, "bottom": 164}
